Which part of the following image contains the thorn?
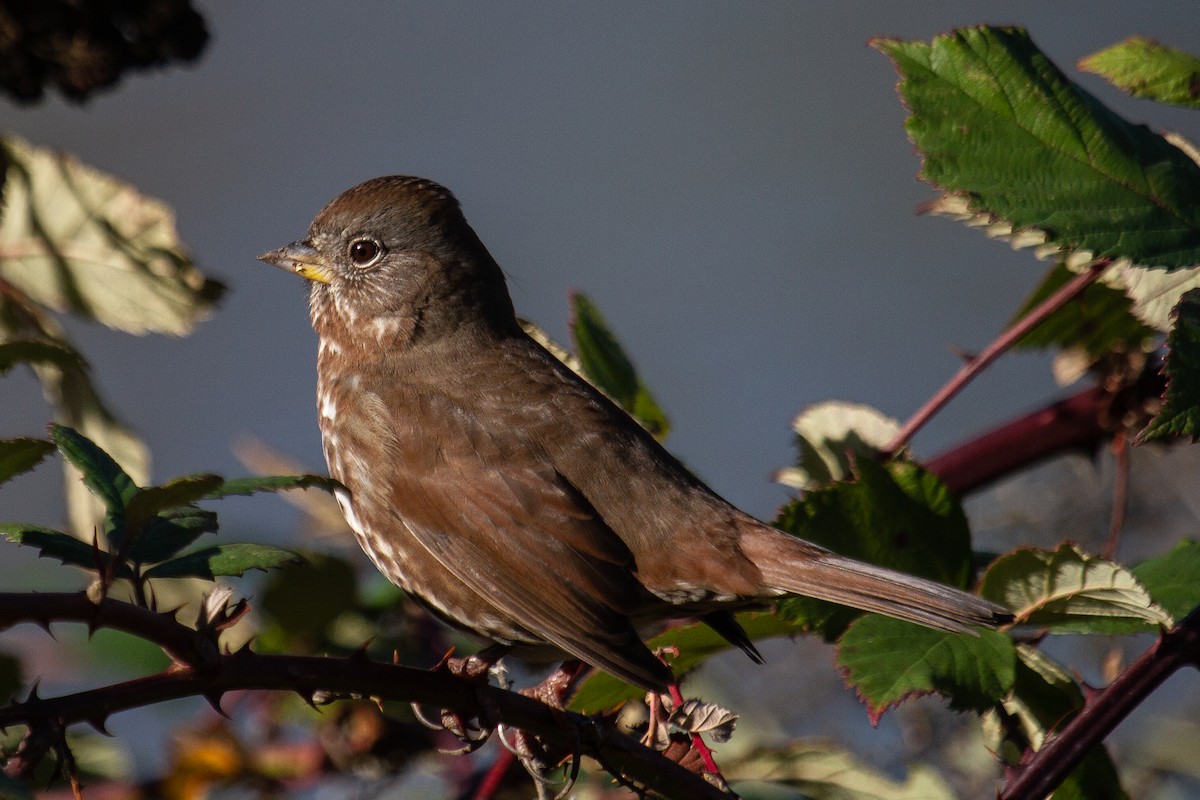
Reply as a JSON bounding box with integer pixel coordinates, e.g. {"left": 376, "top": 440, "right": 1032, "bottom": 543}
{"left": 205, "top": 691, "right": 230, "bottom": 718}
{"left": 86, "top": 715, "right": 112, "bottom": 736}
{"left": 348, "top": 639, "right": 375, "bottom": 663}
{"left": 296, "top": 689, "right": 320, "bottom": 710}
{"left": 26, "top": 681, "right": 41, "bottom": 703}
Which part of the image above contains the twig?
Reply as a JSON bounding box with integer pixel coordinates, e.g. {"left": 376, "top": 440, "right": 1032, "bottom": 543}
{"left": 0, "top": 592, "right": 216, "bottom": 667}
{"left": 999, "top": 606, "right": 1200, "bottom": 800}
{"left": 1103, "top": 432, "right": 1129, "bottom": 560}
{"left": 885, "top": 260, "right": 1109, "bottom": 456}
{"left": 924, "top": 364, "right": 1163, "bottom": 496}
{"left": 0, "top": 638, "right": 726, "bottom": 800}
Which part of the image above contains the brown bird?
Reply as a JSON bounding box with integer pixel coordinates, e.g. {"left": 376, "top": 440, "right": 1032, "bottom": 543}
{"left": 260, "top": 176, "right": 1010, "bottom": 693}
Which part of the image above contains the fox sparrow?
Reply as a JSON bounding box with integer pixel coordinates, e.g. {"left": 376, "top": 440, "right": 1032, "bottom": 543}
{"left": 260, "top": 176, "right": 1010, "bottom": 692}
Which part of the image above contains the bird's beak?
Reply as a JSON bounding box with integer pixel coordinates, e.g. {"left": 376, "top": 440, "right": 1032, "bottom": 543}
{"left": 258, "top": 240, "right": 332, "bottom": 284}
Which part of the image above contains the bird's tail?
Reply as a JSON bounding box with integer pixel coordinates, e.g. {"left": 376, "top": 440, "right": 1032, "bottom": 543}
{"left": 739, "top": 522, "right": 1011, "bottom": 632}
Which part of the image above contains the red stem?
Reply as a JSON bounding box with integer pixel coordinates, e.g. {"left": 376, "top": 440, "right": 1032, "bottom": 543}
{"left": 1000, "top": 607, "right": 1200, "bottom": 800}
{"left": 886, "top": 260, "right": 1108, "bottom": 456}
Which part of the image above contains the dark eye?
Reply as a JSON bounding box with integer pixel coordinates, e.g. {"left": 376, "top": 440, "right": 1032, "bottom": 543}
{"left": 348, "top": 238, "right": 383, "bottom": 266}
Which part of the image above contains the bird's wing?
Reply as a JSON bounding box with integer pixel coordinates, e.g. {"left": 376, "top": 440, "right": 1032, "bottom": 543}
{"left": 356, "top": 382, "right": 672, "bottom": 691}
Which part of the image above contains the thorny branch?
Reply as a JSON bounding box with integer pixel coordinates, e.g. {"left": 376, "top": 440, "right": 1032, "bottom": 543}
{"left": 0, "top": 592, "right": 727, "bottom": 800}
{"left": 1000, "top": 607, "right": 1200, "bottom": 800}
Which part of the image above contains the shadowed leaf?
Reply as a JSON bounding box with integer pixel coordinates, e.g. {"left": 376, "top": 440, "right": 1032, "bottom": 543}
{"left": 128, "top": 505, "right": 220, "bottom": 565}
{"left": 144, "top": 543, "right": 303, "bottom": 579}
{"left": 0, "top": 438, "right": 54, "bottom": 485}
{"left": 837, "top": 615, "right": 1016, "bottom": 723}
{"left": 1139, "top": 289, "right": 1200, "bottom": 442}
{"left": 0, "top": 521, "right": 129, "bottom": 577}
{"left": 570, "top": 293, "right": 670, "bottom": 439}
{"left": 125, "top": 474, "right": 224, "bottom": 531}
{"left": 48, "top": 423, "right": 138, "bottom": 512}
{"left": 202, "top": 474, "right": 341, "bottom": 499}
{"left": 0, "top": 339, "right": 85, "bottom": 374}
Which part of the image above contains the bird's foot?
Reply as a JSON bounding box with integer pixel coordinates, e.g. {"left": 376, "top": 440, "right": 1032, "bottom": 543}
{"left": 411, "top": 645, "right": 511, "bottom": 754}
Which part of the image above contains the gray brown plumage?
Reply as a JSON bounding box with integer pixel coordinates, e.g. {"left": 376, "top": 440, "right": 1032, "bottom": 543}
{"left": 260, "top": 176, "right": 1010, "bottom": 692}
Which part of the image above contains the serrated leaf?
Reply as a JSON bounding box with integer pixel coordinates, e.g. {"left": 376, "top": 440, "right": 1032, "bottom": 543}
{"left": 0, "top": 437, "right": 54, "bottom": 485}
{"left": 0, "top": 135, "right": 224, "bottom": 335}
{"left": 874, "top": 27, "right": 1200, "bottom": 270}
{"left": 983, "top": 644, "right": 1084, "bottom": 755}
{"left": 570, "top": 293, "right": 670, "bottom": 439}
{"left": 777, "top": 401, "right": 901, "bottom": 490}
{"left": 0, "top": 521, "right": 128, "bottom": 576}
{"left": 980, "top": 544, "right": 1173, "bottom": 632}
{"left": 569, "top": 612, "right": 800, "bottom": 712}
{"left": 0, "top": 338, "right": 86, "bottom": 374}
{"left": 127, "top": 505, "right": 220, "bottom": 564}
{"left": 774, "top": 459, "right": 972, "bottom": 639}
{"left": 202, "top": 473, "right": 340, "bottom": 499}
{"left": 837, "top": 615, "right": 1016, "bottom": 723}
{"left": 726, "top": 742, "right": 955, "bottom": 800}
{"left": 48, "top": 423, "right": 138, "bottom": 511}
{"left": 125, "top": 474, "right": 223, "bottom": 531}
{"left": 1131, "top": 539, "right": 1200, "bottom": 620}
{"left": 1080, "top": 37, "right": 1200, "bottom": 109}
{"left": 672, "top": 700, "right": 738, "bottom": 743}
{"left": 1139, "top": 289, "right": 1200, "bottom": 442}
{"left": 1012, "top": 262, "right": 1157, "bottom": 360}
{"left": 144, "top": 543, "right": 303, "bottom": 579}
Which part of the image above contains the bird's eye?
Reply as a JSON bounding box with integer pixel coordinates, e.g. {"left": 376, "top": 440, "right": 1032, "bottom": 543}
{"left": 348, "top": 238, "right": 383, "bottom": 266}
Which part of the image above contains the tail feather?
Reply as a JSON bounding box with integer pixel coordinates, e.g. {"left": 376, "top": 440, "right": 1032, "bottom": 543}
{"left": 740, "top": 524, "right": 1011, "bottom": 633}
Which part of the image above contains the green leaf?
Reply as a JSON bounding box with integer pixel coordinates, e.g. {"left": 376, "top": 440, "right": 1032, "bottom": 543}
{"left": 1131, "top": 539, "right": 1200, "bottom": 620}
{"left": 570, "top": 293, "right": 670, "bottom": 439}
{"left": 983, "top": 645, "right": 1084, "bottom": 756}
{"left": 837, "top": 615, "right": 1016, "bottom": 723}
{"left": 48, "top": 423, "right": 138, "bottom": 513}
{"left": 980, "top": 543, "right": 1173, "bottom": 632}
{"left": 201, "top": 473, "right": 341, "bottom": 499}
{"left": 0, "top": 774, "right": 34, "bottom": 800}
{"left": 0, "top": 649, "right": 21, "bottom": 705}
{"left": 873, "top": 27, "right": 1200, "bottom": 270}
{"left": 0, "top": 135, "right": 224, "bottom": 335}
{"left": 0, "top": 339, "right": 86, "bottom": 374}
{"left": 144, "top": 543, "right": 303, "bottom": 579}
{"left": 124, "top": 474, "right": 224, "bottom": 531}
{"left": 1012, "top": 262, "right": 1156, "bottom": 360}
{"left": 127, "top": 505, "right": 219, "bottom": 564}
{"left": 0, "top": 522, "right": 128, "bottom": 576}
{"left": 774, "top": 459, "right": 972, "bottom": 639}
{"left": 1139, "top": 289, "right": 1200, "bottom": 442}
{"left": 1080, "top": 37, "right": 1200, "bottom": 109}
{"left": 727, "top": 742, "right": 955, "bottom": 800}
{"left": 0, "top": 438, "right": 54, "bottom": 485}
{"left": 569, "top": 612, "right": 801, "bottom": 712}
{"left": 776, "top": 401, "right": 901, "bottom": 491}
{"left": 1050, "top": 745, "right": 1129, "bottom": 800}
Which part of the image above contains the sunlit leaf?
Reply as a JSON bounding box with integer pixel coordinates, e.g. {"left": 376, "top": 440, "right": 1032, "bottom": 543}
{"left": 980, "top": 544, "right": 1173, "bottom": 632}
{"left": 124, "top": 474, "right": 223, "bottom": 530}
{"left": 0, "top": 135, "right": 224, "bottom": 335}
{"left": 873, "top": 27, "right": 1200, "bottom": 271}
{"left": 1131, "top": 539, "right": 1200, "bottom": 620}
{"left": 776, "top": 401, "right": 901, "bottom": 490}
{"left": 1080, "top": 37, "right": 1200, "bottom": 109}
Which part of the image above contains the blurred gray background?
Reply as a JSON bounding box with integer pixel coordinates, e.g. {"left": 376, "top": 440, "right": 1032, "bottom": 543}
{"left": 2, "top": 1, "right": 1198, "bottom": 790}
